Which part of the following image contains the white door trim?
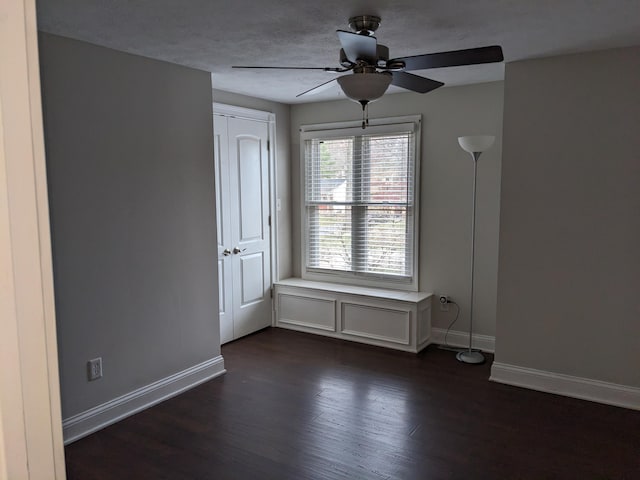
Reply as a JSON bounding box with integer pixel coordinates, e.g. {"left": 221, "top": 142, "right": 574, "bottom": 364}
{"left": 0, "top": 0, "right": 66, "bottom": 477}
{"left": 213, "top": 103, "right": 274, "bottom": 122}
{"left": 213, "top": 103, "right": 279, "bottom": 324}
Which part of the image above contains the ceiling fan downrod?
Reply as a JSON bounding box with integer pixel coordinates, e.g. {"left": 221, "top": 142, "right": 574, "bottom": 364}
{"left": 348, "top": 15, "right": 381, "bottom": 36}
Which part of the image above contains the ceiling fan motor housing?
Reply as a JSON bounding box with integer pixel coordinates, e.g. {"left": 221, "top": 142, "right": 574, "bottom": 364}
{"left": 340, "top": 44, "right": 389, "bottom": 68}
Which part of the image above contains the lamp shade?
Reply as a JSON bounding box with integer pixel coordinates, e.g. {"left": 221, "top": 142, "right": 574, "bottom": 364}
{"left": 458, "top": 135, "right": 495, "bottom": 153}
{"left": 337, "top": 72, "right": 392, "bottom": 103}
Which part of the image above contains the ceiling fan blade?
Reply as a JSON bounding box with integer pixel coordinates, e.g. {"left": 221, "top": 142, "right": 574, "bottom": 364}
{"left": 232, "top": 66, "right": 342, "bottom": 71}
{"left": 392, "top": 45, "right": 504, "bottom": 71}
{"left": 336, "top": 30, "right": 377, "bottom": 63}
{"left": 391, "top": 72, "right": 444, "bottom": 93}
{"left": 296, "top": 78, "right": 338, "bottom": 97}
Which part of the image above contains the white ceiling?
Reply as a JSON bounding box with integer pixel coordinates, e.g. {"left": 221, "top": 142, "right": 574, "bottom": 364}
{"left": 36, "top": 0, "right": 640, "bottom": 104}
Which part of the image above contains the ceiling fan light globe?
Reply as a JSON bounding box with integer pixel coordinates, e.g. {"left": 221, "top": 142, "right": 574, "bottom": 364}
{"left": 337, "top": 72, "right": 392, "bottom": 102}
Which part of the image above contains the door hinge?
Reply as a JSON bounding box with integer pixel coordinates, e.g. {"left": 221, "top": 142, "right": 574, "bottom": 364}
{"left": 268, "top": 215, "right": 271, "bottom": 227}
{"left": 267, "top": 140, "right": 270, "bottom": 152}
{"left": 270, "top": 287, "right": 273, "bottom": 298}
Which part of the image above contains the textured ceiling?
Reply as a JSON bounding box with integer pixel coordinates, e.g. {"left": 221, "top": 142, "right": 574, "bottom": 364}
{"left": 36, "top": 0, "right": 640, "bottom": 104}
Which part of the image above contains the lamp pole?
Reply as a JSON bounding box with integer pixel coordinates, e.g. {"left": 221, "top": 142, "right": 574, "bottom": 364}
{"left": 456, "top": 151, "right": 484, "bottom": 364}
{"left": 456, "top": 135, "right": 494, "bottom": 365}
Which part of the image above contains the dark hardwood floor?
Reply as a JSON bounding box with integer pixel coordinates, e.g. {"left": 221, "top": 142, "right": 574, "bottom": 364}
{"left": 65, "top": 328, "right": 640, "bottom": 479}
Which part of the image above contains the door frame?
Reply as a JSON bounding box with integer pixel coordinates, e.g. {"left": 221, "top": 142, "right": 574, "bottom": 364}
{"left": 212, "top": 103, "right": 279, "bottom": 324}
{"left": 1, "top": 0, "right": 66, "bottom": 477}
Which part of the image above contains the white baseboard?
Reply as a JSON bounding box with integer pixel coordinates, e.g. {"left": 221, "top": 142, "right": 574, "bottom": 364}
{"left": 490, "top": 362, "right": 640, "bottom": 411}
{"left": 63, "top": 355, "right": 226, "bottom": 444}
{"left": 430, "top": 328, "right": 495, "bottom": 353}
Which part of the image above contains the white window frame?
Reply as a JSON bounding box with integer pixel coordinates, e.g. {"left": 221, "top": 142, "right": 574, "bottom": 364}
{"left": 300, "top": 115, "right": 421, "bottom": 291}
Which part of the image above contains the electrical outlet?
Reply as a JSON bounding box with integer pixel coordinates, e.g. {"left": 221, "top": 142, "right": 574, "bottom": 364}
{"left": 439, "top": 295, "right": 450, "bottom": 312}
{"left": 87, "top": 357, "right": 102, "bottom": 381}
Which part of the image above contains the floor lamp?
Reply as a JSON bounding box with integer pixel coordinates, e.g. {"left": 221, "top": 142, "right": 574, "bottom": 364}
{"left": 456, "top": 135, "right": 495, "bottom": 364}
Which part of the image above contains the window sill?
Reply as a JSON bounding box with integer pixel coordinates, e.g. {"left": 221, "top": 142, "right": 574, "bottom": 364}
{"left": 275, "top": 278, "right": 431, "bottom": 304}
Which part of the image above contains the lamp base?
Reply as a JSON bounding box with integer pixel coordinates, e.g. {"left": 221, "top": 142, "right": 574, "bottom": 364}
{"left": 456, "top": 350, "right": 485, "bottom": 364}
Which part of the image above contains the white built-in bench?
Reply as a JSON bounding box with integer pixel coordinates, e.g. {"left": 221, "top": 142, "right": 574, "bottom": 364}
{"left": 274, "top": 278, "right": 432, "bottom": 353}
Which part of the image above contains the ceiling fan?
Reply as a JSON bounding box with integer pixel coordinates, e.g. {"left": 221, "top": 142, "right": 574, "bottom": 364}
{"left": 233, "top": 15, "right": 504, "bottom": 127}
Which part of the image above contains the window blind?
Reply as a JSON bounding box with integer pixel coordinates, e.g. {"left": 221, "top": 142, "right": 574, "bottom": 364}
{"left": 305, "top": 130, "right": 415, "bottom": 279}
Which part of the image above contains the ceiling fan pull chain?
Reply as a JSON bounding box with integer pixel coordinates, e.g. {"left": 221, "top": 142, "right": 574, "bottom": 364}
{"left": 360, "top": 101, "right": 370, "bottom": 129}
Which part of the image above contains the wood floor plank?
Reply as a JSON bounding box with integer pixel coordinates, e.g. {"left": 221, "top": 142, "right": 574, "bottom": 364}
{"left": 65, "top": 328, "right": 640, "bottom": 479}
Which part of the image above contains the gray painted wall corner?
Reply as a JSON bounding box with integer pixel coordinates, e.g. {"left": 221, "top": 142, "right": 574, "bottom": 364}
{"left": 496, "top": 46, "right": 640, "bottom": 388}
{"left": 40, "top": 32, "right": 221, "bottom": 419}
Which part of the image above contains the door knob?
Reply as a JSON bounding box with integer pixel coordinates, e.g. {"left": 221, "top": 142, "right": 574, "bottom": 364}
{"left": 233, "top": 247, "right": 246, "bottom": 254}
{"left": 223, "top": 248, "right": 232, "bottom": 256}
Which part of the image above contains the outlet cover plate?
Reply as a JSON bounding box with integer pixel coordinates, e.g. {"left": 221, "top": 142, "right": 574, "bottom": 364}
{"left": 87, "top": 357, "right": 102, "bottom": 381}
{"left": 439, "top": 295, "right": 449, "bottom": 312}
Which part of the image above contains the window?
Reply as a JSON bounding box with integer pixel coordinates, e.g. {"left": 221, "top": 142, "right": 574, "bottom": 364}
{"left": 301, "top": 116, "right": 421, "bottom": 290}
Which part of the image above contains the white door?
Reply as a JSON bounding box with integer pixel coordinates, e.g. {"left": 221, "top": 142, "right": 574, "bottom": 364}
{"left": 214, "top": 114, "right": 272, "bottom": 344}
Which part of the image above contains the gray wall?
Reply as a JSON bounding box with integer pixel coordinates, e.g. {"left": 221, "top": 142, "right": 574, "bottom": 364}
{"left": 496, "top": 47, "right": 640, "bottom": 387}
{"left": 212, "top": 89, "right": 292, "bottom": 279}
{"left": 290, "top": 82, "right": 504, "bottom": 336}
{"left": 39, "top": 33, "right": 220, "bottom": 418}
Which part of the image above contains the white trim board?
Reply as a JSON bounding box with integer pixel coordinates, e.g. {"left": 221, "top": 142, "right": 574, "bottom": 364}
{"left": 491, "top": 362, "right": 640, "bottom": 411}
{"left": 63, "top": 356, "right": 226, "bottom": 444}
{"left": 213, "top": 102, "right": 274, "bottom": 122}
{"left": 430, "top": 328, "right": 495, "bottom": 353}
